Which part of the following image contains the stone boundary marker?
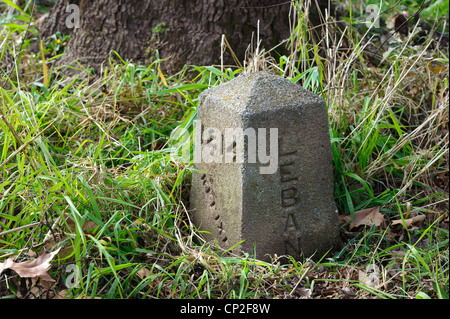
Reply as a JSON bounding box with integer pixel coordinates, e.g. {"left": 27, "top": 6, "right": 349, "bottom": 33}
{"left": 190, "top": 71, "right": 341, "bottom": 261}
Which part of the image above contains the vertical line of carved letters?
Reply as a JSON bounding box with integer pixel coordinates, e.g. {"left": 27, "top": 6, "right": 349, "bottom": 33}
{"left": 201, "top": 173, "right": 228, "bottom": 243}
{"left": 201, "top": 124, "right": 228, "bottom": 243}
{"left": 279, "top": 138, "right": 301, "bottom": 255}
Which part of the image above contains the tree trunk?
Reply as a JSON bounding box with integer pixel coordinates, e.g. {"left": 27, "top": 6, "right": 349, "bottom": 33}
{"left": 38, "top": 0, "right": 328, "bottom": 75}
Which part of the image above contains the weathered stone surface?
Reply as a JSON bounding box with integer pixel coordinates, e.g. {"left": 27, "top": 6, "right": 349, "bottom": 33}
{"left": 190, "top": 71, "right": 341, "bottom": 260}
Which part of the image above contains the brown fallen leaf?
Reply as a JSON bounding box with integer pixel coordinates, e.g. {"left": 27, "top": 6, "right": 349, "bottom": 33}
{"left": 394, "top": 12, "right": 409, "bottom": 35}
{"left": 392, "top": 214, "right": 426, "bottom": 230}
{"left": 428, "top": 62, "right": 446, "bottom": 74}
{"left": 55, "top": 289, "right": 69, "bottom": 299}
{"left": 349, "top": 207, "right": 384, "bottom": 230}
{"left": 339, "top": 214, "right": 352, "bottom": 227}
{"left": 66, "top": 218, "right": 99, "bottom": 235}
{"left": 0, "top": 246, "right": 62, "bottom": 282}
{"left": 387, "top": 11, "right": 409, "bottom": 35}
{"left": 339, "top": 288, "right": 357, "bottom": 298}
{"left": 137, "top": 267, "right": 151, "bottom": 280}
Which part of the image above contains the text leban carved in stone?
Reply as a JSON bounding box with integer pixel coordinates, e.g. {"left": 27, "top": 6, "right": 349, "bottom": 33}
{"left": 279, "top": 138, "right": 301, "bottom": 255}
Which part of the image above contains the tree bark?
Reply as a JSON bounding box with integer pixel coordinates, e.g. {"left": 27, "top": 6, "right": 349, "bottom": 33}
{"left": 37, "top": 0, "right": 328, "bottom": 75}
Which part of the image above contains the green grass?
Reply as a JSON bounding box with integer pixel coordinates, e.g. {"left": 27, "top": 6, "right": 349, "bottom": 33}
{"left": 0, "top": 0, "right": 448, "bottom": 299}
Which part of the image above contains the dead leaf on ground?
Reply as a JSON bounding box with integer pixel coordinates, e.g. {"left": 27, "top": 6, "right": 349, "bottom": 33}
{"left": 428, "top": 62, "right": 446, "bottom": 74}
{"left": 349, "top": 207, "right": 384, "bottom": 230}
{"left": 55, "top": 289, "right": 69, "bottom": 299}
{"left": 66, "top": 218, "right": 99, "bottom": 235}
{"left": 137, "top": 267, "right": 151, "bottom": 280}
{"left": 392, "top": 214, "right": 426, "bottom": 230}
{"left": 339, "top": 214, "right": 352, "bottom": 227}
{"left": 387, "top": 11, "right": 409, "bottom": 35}
{"left": 339, "top": 288, "right": 357, "bottom": 298}
{"left": 0, "top": 246, "right": 61, "bottom": 282}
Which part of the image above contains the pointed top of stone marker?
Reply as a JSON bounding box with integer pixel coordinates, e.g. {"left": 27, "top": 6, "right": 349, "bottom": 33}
{"left": 199, "top": 71, "right": 324, "bottom": 115}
